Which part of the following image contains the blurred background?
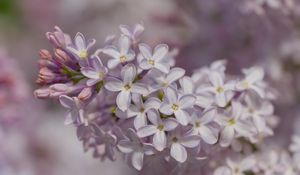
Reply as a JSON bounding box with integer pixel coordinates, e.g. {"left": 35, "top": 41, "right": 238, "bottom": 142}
{"left": 0, "top": 0, "right": 300, "bottom": 174}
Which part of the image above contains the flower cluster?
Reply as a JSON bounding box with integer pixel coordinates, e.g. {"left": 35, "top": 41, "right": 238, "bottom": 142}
{"left": 34, "top": 24, "right": 277, "bottom": 172}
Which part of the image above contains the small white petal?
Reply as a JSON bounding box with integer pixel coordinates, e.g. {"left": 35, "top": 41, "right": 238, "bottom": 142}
{"left": 165, "top": 87, "right": 178, "bottom": 104}
{"left": 179, "top": 76, "right": 194, "bottom": 94}
{"left": 134, "top": 114, "right": 147, "bottom": 130}
{"left": 139, "top": 43, "right": 152, "bottom": 60}
{"left": 104, "top": 78, "right": 123, "bottom": 92}
{"left": 246, "top": 67, "right": 264, "bottom": 84}
{"left": 220, "top": 126, "right": 234, "bottom": 147}
{"left": 137, "top": 125, "right": 157, "bottom": 138}
{"left": 180, "top": 135, "right": 200, "bottom": 148}
{"left": 166, "top": 68, "right": 185, "bottom": 84}
{"left": 131, "top": 83, "right": 148, "bottom": 95}
{"left": 102, "top": 46, "right": 120, "bottom": 59}
{"left": 170, "top": 143, "right": 187, "bottom": 163}
{"left": 59, "top": 95, "right": 74, "bottom": 109}
{"left": 119, "top": 35, "right": 131, "bottom": 54}
{"left": 139, "top": 59, "right": 152, "bottom": 70}
{"left": 153, "top": 44, "right": 168, "bottom": 61}
{"left": 147, "top": 109, "right": 161, "bottom": 126}
{"left": 153, "top": 131, "right": 167, "bottom": 151}
{"left": 174, "top": 110, "right": 190, "bottom": 126}
{"left": 179, "top": 95, "right": 196, "bottom": 109}
{"left": 240, "top": 156, "right": 256, "bottom": 171}
{"left": 199, "top": 126, "right": 218, "bottom": 144}
{"left": 131, "top": 152, "right": 144, "bottom": 171}
{"left": 107, "top": 58, "right": 120, "bottom": 69}
{"left": 121, "top": 64, "right": 136, "bottom": 84}
{"left": 117, "top": 140, "right": 134, "bottom": 153}
{"left": 159, "top": 103, "right": 174, "bottom": 115}
{"left": 209, "top": 71, "right": 224, "bottom": 87}
{"left": 216, "top": 93, "right": 227, "bottom": 107}
{"left": 164, "top": 118, "right": 178, "bottom": 131}
{"left": 81, "top": 68, "right": 99, "bottom": 79}
{"left": 154, "top": 62, "right": 170, "bottom": 74}
{"left": 116, "top": 91, "right": 131, "bottom": 111}
{"left": 74, "top": 32, "right": 86, "bottom": 50}
{"left": 144, "top": 97, "right": 161, "bottom": 110}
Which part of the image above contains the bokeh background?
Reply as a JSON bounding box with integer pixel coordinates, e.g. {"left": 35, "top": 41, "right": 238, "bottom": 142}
{"left": 0, "top": 0, "right": 300, "bottom": 174}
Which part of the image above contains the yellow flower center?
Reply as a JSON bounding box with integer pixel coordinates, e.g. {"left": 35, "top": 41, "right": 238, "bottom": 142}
{"left": 242, "top": 80, "right": 249, "bottom": 88}
{"left": 98, "top": 72, "right": 104, "bottom": 79}
{"left": 148, "top": 59, "right": 155, "bottom": 66}
{"left": 195, "top": 122, "right": 201, "bottom": 128}
{"left": 171, "top": 104, "right": 179, "bottom": 111}
{"left": 216, "top": 86, "right": 224, "bottom": 93}
{"left": 228, "top": 118, "right": 236, "bottom": 125}
{"left": 120, "top": 55, "right": 127, "bottom": 63}
{"left": 157, "top": 124, "right": 164, "bottom": 131}
{"left": 124, "top": 84, "right": 131, "bottom": 91}
{"left": 140, "top": 108, "right": 145, "bottom": 113}
{"left": 172, "top": 137, "right": 178, "bottom": 142}
{"left": 79, "top": 51, "right": 88, "bottom": 59}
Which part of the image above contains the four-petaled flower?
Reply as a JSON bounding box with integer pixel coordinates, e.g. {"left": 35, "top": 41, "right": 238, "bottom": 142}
{"left": 117, "top": 129, "right": 155, "bottom": 170}
{"left": 127, "top": 95, "right": 161, "bottom": 129}
{"left": 138, "top": 43, "right": 170, "bottom": 73}
{"left": 236, "top": 67, "right": 265, "bottom": 98}
{"left": 188, "top": 109, "right": 218, "bottom": 145}
{"left": 102, "top": 35, "right": 135, "bottom": 69}
{"left": 104, "top": 64, "right": 148, "bottom": 111}
{"left": 137, "top": 109, "right": 178, "bottom": 151}
{"left": 120, "top": 23, "right": 144, "bottom": 44}
{"left": 217, "top": 101, "right": 255, "bottom": 147}
{"left": 67, "top": 32, "right": 96, "bottom": 63}
{"left": 160, "top": 87, "right": 196, "bottom": 125}
{"left": 81, "top": 55, "right": 108, "bottom": 86}
{"left": 59, "top": 95, "right": 86, "bottom": 125}
{"left": 169, "top": 130, "right": 201, "bottom": 163}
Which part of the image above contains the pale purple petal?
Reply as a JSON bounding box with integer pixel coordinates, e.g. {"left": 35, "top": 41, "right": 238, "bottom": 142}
{"left": 107, "top": 58, "right": 120, "bottom": 69}
{"left": 209, "top": 71, "right": 224, "bottom": 87}
{"left": 170, "top": 143, "right": 187, "bottom": 163}
{"left": 154, "top": 63, "right": 170, "bottom": 74}
{"left": 137, "top": 125, "right": 157, "bottom": 138}
{"left": 74, "top": 32, "right": 86, "bottom": 50}
{"left": 131, "top": 152, "right": 144, "bottom": 171}
{"left": 118, "top": 140, "right": 134, "bottom": 153}
{"left": 216, "top": 93, "right": 227, "bottom": 107}
{"left": 81, "top": 67, "right": 99, "bottom": 79}
{"left": 147, "top": 109, "right": 161, "bottom": 125}
{"left": 159, "top": 103, "right": 173, "bottom": 115}
{"left": 164, "top": 118, "right": 178, "bottom": 131}
{"left": 165, "top": 87, "right": 178, "bottom": 104}
{"left": 153, "top": 44, "right": 168, "bottom": 61}
{"left": 153, "top": 131, "right": 167, "bottom": 151}
{"left": 199, "top": 126, "right": 218, "bottom": 144}
{"left": 121, "top": 64, "right": 136, "bottom": 84}
{"left": 138, "top": 43, "right": 152, "bottom": 60}
{"left": 174, "top": 109, "right": 190, "bottom": 126}
{"left": 144, "top": 97, "right": 161, "bottom": 110}
{"left": 119, "top": 35, "right": 131, "bottom": 54}
{"left": 87, "top": 79, "right": 101, "bottom": 86}
{"left": 104, "top": 78, "right": 123, "bottom": 91}
{"left": 131, "top": 83, "right": 148, "bottom": 95}
{"left": 180, "top": 135, "right": 200, "bottom": 148}
{"left": 102, "top": 46, "right": 120, "bottom": 59}
{"left": 134, "top": 114, "right": 147, "bottom": 130}
{"left": 166, "top": 68, "right": 185, "bottom": 84}
{"left": 220, "top": 126, "right": 235, "bottom": 147}
{"left": 59, "top": 95, "right": 74, "bottom": 109}
{"left": 139, "top": 59, "right": 152, "bottom": 70}
{"left": 116, "top": 91, "right": 131, "bottom": 111}
{"left": 179, "top": 95, "right": 196, "bottom": 109}
{"left": 246, "top": 67, "right": 264, "bottom": 84}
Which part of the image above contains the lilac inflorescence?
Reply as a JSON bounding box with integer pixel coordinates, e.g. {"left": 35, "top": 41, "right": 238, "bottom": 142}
{"left": 35, "top": 24, "right": 280, "bottom": 172}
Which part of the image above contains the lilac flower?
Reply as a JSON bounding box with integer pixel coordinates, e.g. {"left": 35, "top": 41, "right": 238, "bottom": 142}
{"left": 94, "top": 126, "right": 117, "bottom": 161}
{"left": 102, "top": 36, "right": 135, "bottom": 69}
{"left": 217, "top": 101, "right": 255, "bottom": 147}
{"left": 242, "top": 94, "right": 274, "bottom": 132}
{"left": 199, "top": 71, "right": 235, "bottom": 107}
{"left": 127, "top": 95, "right": 161, "bottom": 129}
{"left": 81, "top": 55, "right": 108, "bottom": 86}
{"left": 214, "top": 156, "right": 256, "bottom": 175}
{"left": 169, "top": 130, "right": 201, "bottom": 163}
{"left": 59, "top": 95, "right": 86, "bottom": 125}
{"left": 104, "top": 64, "right": 148, "bottom": 111}
{"left": 236, "top": 67, "right": 265, "bottom": 98}
{"left": 120, "top": 23, "right": 144, "bottom": 44}
{"left": 137, "top": 109, "right": 178, "bottom": 151}
{"left": 138, "top": 43, "right": 170, "bottom": 73}
{"left": 67, "top": 32, "right": 96, "bottom": 61}
{"left": 188, "top": 109, "right": 218, "bottom": 144}
{"left": 149, "top": 67, "right": 185, "bottom": 92}
{"left": 159, "top": 87, "right": 196, "bottom": 125}
{"left": 117, "top": 129, "right": 155, "bottom": 170}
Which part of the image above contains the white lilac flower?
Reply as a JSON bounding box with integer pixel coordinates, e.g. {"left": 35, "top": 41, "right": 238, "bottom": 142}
{"left": 188, "top": 109, "right": 218, "bottom": 145}
{"left": 59, "top": 95, "right": 86, "bottom": 125}
{"left": 117, "top": 129, "right": 155, "bottom": 170}
{"left": 199, "top": 71, "right": 235, "bottom": 107}
{"left": 67, "top": 32, "right": 96, "bottom": 62}
{"left": 169, "top": 130, "right": 201, "bottom": 163}
{"left": 104, "top": 64, "right": 148, "bottom": 111}
{"left": 137, "top": 109, "right": 178, "bottom": 151}
{"left": 94, "top": 126, "right": 117, "bottom": 161}
{"left": 218, "top": 101, "right": 255, "bottom": 147}
{"left": 290, "top": 135, "right": 300, "bottom": 153}
{"left": 242, "top": 94, "right": 274, "bottom": 132}
{"left": 80, "top": 55, "right": 108, "bottom": 86}
{"left": 214, "top": 156, "right": 256, "bottom": 175}
{"left": 127, "top": 95, "right": 161, "bottom": 129}
{"left": 149, "top": 67, "right": 185, "bottom": 92}
{"left": 236, "top": 67, "right": 265, "bottom": 98}
{"left": 138, "top": 43, "right": 170, "bottom": 73}
{"left": 120, "top": 23, "right": 144, "bottom": 44}
{"left": 159, "top": 87, "right": 196, "bottom": 125}
{"left": 102, "top": 35, "right": 135, "bottom": 69}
